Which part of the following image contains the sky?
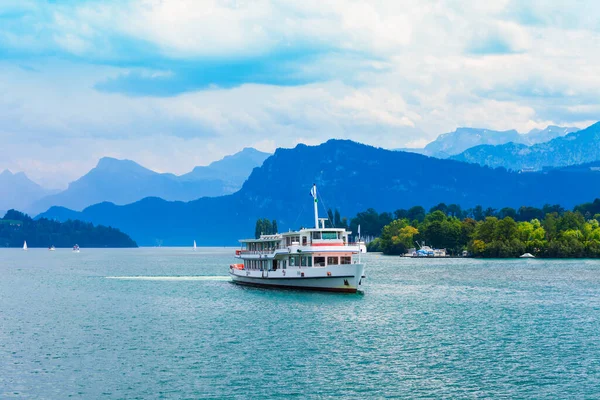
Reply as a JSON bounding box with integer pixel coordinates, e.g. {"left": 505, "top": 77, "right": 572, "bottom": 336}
{"left": 1, "top": 0, "right": 599, "bottom": 189}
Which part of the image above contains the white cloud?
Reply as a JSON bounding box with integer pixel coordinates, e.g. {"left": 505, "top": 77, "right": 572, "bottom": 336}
{"left": 1, "top": 1, "right": 600, "bottom": 188}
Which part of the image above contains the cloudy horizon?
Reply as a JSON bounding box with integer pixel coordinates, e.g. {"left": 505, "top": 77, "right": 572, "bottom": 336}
{"left": 2, "top": 0, "right": 599, "bottom": 188}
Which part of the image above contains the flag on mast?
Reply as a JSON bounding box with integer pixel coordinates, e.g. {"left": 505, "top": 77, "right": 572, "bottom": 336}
{"left": 358, "top": 224, "right": 361, "bottom": 238}
{"left": 310, "top": 185, "right": 317, "bottom": 202}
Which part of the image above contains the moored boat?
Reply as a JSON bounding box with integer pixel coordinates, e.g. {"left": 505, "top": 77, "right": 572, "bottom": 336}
{"left": 229, "top": 184, "right": 365, "bottom": 293}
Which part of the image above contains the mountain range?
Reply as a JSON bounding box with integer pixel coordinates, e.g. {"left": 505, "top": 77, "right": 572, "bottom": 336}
{"left": 39, "top": 139, "right": 600, "bottom": 246}
{"left": 451, "top": 121, "right": 600, "bottom": 171}
{"left": 27, "top": 148, "right": 270, "bottom": 215}
{"left": 0, "top": 170, "right": 57, "bottom": 215}
{"left": 403, "top": 125, "right": 578, "bottom": 158}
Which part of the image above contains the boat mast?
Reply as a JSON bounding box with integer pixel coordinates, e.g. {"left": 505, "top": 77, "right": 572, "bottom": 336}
{"left": 311, "top": 184, "right": 318, "bottom": 229}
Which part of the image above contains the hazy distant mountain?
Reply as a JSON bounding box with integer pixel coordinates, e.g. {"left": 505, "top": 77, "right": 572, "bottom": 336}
{"left": 452, "top": 121, "right": 600, "bottom": 171}
{"left": 402, "top": 125, "right": 578, "bottom": 158}
{"left": 29, "top": 148, "right": 270, "bottom": 215}
{"left": 40, "top": 139, "right": 600, "bottom": 246}
{"left": 0, "top": 170, "right": 55, "bottom": 212}
{"left": 527, "top": 125, "right": 580, "bottom": 143}
{"left": 180, "top": 147, "right": 270, "bottom": 188}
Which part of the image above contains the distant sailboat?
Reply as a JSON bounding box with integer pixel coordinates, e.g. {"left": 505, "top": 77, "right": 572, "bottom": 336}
{"left": 23, "top": 241, "right": 27, "bottom": 251}
{"left": 193, "top": 240, "right": 197, "bottom": 251}
{"left": 49, "top": 245, "right": 55, "bottom": 251}
{"left": 73, "top": 244, "right": 80, "bottom": 253}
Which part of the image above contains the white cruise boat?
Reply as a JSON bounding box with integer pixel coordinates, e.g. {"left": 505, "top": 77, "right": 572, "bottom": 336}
{"left": 229, "top": 185, "right": 365, "bottom": 293}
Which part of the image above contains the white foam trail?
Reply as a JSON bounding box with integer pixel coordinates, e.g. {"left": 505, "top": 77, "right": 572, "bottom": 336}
{"left": 106, "top": 276, "right": 231, "bottom": 281}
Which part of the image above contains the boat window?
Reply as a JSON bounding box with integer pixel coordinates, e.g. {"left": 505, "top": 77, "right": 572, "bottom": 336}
{"left": 314, "top": 256, "right": 325, "bottom": 267}
{"left": 327, "top": 256, "right": 339, "bottom": 265}
{"left": 312, "top": 232, "right": 321, "bottom": 240}
{"left": 289, "top": 256, "right": 300, "bottom": 266}
{"left": 302, "top": 236, "right": 307, "bottom": 246}
{"left": 282, "top": 260, "right": 287, "bottom": 269}
{"left": 307, "top": 257, "right": 312, "bottom": 267}
{"left": 322, "top": 232, "right": 337, "bottom": 240}
{"left": 341, "top": 256, "right": 351, "bottom": 265}
{"left": 301, "top": 256, "right": 307, "bottom": 266}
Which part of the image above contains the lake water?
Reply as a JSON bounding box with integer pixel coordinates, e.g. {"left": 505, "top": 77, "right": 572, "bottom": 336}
{"left": 2, "top": 248, "right": 600, "bottom": 398}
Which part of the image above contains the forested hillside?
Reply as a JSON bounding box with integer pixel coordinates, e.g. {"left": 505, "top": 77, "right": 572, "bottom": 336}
{"left": 0, "top": 210, "right": 137, "bottom": 248}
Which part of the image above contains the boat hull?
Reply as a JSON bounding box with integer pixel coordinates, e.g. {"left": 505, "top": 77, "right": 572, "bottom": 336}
{"left": 229, "top": 264, "right": 365, "bottom": 293}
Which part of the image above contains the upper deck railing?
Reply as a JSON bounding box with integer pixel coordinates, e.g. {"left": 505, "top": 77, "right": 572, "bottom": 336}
{"left": 236, "top": 241, "right": 363, "bottom": 255}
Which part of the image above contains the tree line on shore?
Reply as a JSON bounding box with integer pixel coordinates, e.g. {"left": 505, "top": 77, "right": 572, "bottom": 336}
{"left": 0, "top": 210, "right": 137, "bottom": 248}
{"left": 361, "top": 199, "right": 600, "bottom": 257}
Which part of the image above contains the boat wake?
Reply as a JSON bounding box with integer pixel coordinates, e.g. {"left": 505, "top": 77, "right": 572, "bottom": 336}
{"left": 106, "top": 276, "right": 231, "bottom": 281}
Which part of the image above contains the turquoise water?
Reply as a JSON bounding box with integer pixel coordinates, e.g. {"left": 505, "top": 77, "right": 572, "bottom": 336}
{"left": 2, "top": 248, "right": 600, "bottom": 398}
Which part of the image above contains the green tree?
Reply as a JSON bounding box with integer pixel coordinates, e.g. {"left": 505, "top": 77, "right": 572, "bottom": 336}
{"left": 393, "top": 209, "right": 408, "bottom": 220}
{"left": 518, "top": 206, "right": 544, "bottom": 222}
{"left": 254, "top": 220, "right": 262, "bottom": 238}
{"left": 407, "top": 206, "right": 426, "bottom": 222}
{"left": 559, "top": 211, "right": 585, "bottom": 232}
{"left": 380, "top": 219, "right": 412, "bottom": 255}
{"left": 447, "top": 204, "right": 462, "bottom": 218}
{"left": 498, "top": 207, "right": 517, "bottom": 220}
{"left": 472, "top": 205, "right": 484, "bottom": 221}
{"left": 429, "top": 203, "right": 448, "bottom": 215}
{"left": 474, "top": 217, "right": 498, "bottom": 243}
{"left": 495, "top": 217, "right": 517, "bottom": 241}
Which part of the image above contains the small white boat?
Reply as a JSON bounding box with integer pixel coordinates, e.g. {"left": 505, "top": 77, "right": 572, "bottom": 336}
{"left": 193, "top": 240, "right": 197, "bottom": 251}
{"left": 23, "top": 241, "right": 28, "bottom": 251}
{"left": 73, "top": 244, "right": 80, "bottom": 253}
{"left": 520, "top": 253, "right": 535, "bottom": 258}
{"left": 49, "top": 245, "right": 55, "bottom": 251}
{"left": 358, "top": 241, "right": 367, "bottom": 253}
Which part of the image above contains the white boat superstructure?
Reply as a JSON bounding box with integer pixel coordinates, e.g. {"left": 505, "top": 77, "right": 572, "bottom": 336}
{"left": 229, "top": 184, "right": 366, "bottom": 293}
